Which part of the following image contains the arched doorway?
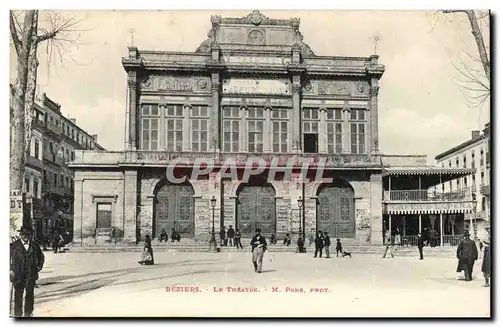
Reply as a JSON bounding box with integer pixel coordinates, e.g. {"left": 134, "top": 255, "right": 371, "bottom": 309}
{"left": 154, "top": 181, "right": 195, "bottom": 238}
{"left": 236, "top": 183, "right": 276, "bottom": 237}
{"left": 317, "top": 179, "right": 355, "bottom": 238}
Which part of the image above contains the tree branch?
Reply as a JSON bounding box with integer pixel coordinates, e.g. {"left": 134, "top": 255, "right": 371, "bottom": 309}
{"left": 10, "top": 11, "right": 21, "bottom": 56}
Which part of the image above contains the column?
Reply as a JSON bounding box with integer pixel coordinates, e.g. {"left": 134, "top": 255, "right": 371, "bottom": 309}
{"left": 418, "top": 214, "right": 422, "bottom": 233}
{"left": 182, "top": 105, "right": 191, "bottom": 151}
{"left": 263, "top": 107, "right": 272, "bottom": 152}
{"left": 370, "top": 77, "right": 380, "bottom": 154}
{"left": 440, "top": 213, "right": 444, "bottom": 247}
{"left": 342, "top": 106, "right": 350, "bottom": 154}
{"left": 72, "top": 178, "right": 83, "bottom": 245}
{"left": 291, "top": 75, "right": 301, "bottom": 151}
{"left": 127, "top": 70, "right": 138, "bottom": 150}
{"left": 388, "top": 214, "right": 392, "bottom": 243}
{"left": 240, "top": 106, "right": 248, "bottom": 152}
{"left": 370, "top": 173, "right": 383, "bottom": 245}
{"left": 123, "top": 170, "right": 138, "bottom": 244}
{"left": 318, "top": 107, "right": 327, "bottom": 153}
{"left": 210, "top": 73, "right": 220, "bottom": 151}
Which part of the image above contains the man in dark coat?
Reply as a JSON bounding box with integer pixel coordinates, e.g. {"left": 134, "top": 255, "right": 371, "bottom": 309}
{"left": 481, "top": 226, "right": 490, "bottom": 287}
{"left": 10, "top": 226, "right": 45, "bottom": 317}
{"left": 250, "top": 228, "right": 267, "bottom": 273}
{"left": 314, "top": 230, "right": 324, "bottom": 258}
{"left": 227, "top": 225, "right": 235, "bottom": 247}
{"left": 219, "top": 226, "right": 226, "bottom": 247}
{"left": 417, "top": 233, "right": 424, "bottom": 260}
{"left": 456, "top": 230, "right": 478, "bottom": 281}
{"left": 323, "top": 232, "right": 331, "bottom": 258}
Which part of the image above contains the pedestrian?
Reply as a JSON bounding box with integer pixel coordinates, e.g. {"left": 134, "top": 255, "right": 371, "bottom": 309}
{"left": 323, "top": 232, "right": 331, "bottom": 258}
{"left": 250, "top": 228, "right": 267, "bottom": 273}
{"left": 417, "top": 233, "right": 424, "bottom": 260}
{"left": 10, "top": 226, "right": 45, "bottom": 317}
{"left": 51, "top": 230, "right": 59, "bottom": 254}
{"left": 270, "top": 234, "right": 277, "bottom": 245}
{"left": 138, "top": 245, "right": 154, "bottom": 265}
{"left": 219, "top": 226, "right": 226, "bottom": 247}
{"left": 235, "top": 229, "right": 243, "bottom": 249}
{"left": 159, "top": 229, "right": 168, "bottom": 242}
{"left": 382, "top": 231, "right": 394, "bottom": 259}
{"left": 336, "top": 238, "right": 343, "bottom": 258}
{"left": 314, "top": 230, "right": 324, "bottom": 258}
{"left": 297, "top": 236, "right": 306, "bottom": 253}
{"left": 171, "top": 228, "right": 181, "bottom": 242}
{"left": 481, "top": 226, "right": 490, "bottom": 287}
{"left": 223, "top": 226, "right": 228, "bottom": 246}
{"left": 227, "top": 225, "right": 235, "bottom": 247}
{"left": 135, "top": 228, "right": 141, "bottom": 245}
{"left": 283, "top": 233, "right": 292, "bottom": 246}
{"left": 456, "top": 230, "right": 478, "bottom": 282}
{"left": 143, "top": 235, "right": 155, "bottom": 265}
{"left": 309, "top": 234, "right": 314, "bottom": 247}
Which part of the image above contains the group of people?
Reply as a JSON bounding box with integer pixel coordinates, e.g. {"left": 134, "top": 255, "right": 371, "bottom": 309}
{"left": 219, "top": 225, "right": 243, "bottom": 249}
{"left": 158, "top": 228, "right": 181, "bottom": 243}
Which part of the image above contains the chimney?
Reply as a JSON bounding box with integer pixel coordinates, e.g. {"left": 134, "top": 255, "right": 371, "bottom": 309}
{"left": 91, "top": 134, "right": 98, "bottom": 141}
{"left": 69, "top": 118, "right": 76, "bottom": 124}
{"left": 471, "top": 130, "right": 480, "bottom": 139}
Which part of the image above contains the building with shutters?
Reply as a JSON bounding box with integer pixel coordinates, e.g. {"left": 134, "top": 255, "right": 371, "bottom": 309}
{"left": 68, "top": 11, "right": 476, "bottom": 247}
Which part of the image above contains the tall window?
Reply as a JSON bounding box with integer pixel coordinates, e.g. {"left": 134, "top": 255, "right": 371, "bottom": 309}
{"left": 248, "top": 107, "right": 264, "bottom": 152}
{"left": 481, "top": 171, "right": 485, "bottom": 184}
{"left": 25, "top": 178, "right": 30, "bottom": 193}
{"left": 326, "top": 108, "right": 343, "bottom": 153}
{"left": 54, "top": 174, "right": 57, "bottom": 186}
{"left": 191, "top": 106, "right": 209, "bottom": 152}
{"left": 480, "top": 149, "right": 484, "bottom": 166}
{"left": 463, "top": 155, "right": 467, "bottom": 168}
{"left": 222, "top": 107, "right": 240, "bottom": 152}
{"left": 33, "top": 180, "right": 39, "bottom": 198}
{"left": 350, "top": 109, "right": 366, "bottom": 154}
{"left": 302, "top": 108, "right": 319, "bottom": 153}
{"left": 464, "top": 177, "right": 468, "bottom": 188}
{"left": 165, "top": 104, "right": 183, "bottom": 151}
{"left": 272, "top": 108, "right": 289, "bottom": 153}
{"left": 141, "top": 104, "right": 160, "bottom": 150}
{"left": 471, "top": 151, "right": 475, "bottom": 169}
{"left": 448, "top": 160, "right": 452, "bottom": 168}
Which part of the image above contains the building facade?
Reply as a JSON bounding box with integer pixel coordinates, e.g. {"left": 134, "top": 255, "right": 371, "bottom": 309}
{"left": 435, "top": 123, "right": 491, "bottom": 239}
{"left": 70, "top": 11, "right": 389, "bottom": 245}
{"left": 10, "top": 87, "right": 105, "bottom": 241}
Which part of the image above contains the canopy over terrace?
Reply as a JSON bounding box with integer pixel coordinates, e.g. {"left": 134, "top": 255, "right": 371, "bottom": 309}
{"left": 381, "top": 166, "right": 476, "bottom": 247}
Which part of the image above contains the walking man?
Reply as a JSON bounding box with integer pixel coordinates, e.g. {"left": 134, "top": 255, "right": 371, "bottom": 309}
{"left": 382, "top": 230, "right": 394, "bottom": 259}
{"left": 235, "top": 228, "right": 243, "bottom": 249}
{"left": 323, "top": 232, "right": 331, "bottom": 258}
{"left": 336, "top": 238, "right": 343, "bottom": 258}
{"left": 10, "top": 226, "right": 45, "bottom": 317}
{"left": 417, "top": 233, "right": 424, "bottom": 260}
{"left": 219, "top": 226, "right": 226, "bottom": 247}
{"left": 250, "top": 228, "right": 267, "bottom": 273}
{"left": 227, "top": 225, "right": 235, "bottom": 247}
{"left": 456, "top": 230, "right": 478, "bottom": 282}
{"left": 481, "top": 226, "right": 490, "bottom": 287}
{"left": 314, "top": 230, "right": 324, "bottom": 258}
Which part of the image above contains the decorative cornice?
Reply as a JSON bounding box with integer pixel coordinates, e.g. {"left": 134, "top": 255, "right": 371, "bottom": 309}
{"left": 213, "top": 10, "right": 299, "bottom": 27}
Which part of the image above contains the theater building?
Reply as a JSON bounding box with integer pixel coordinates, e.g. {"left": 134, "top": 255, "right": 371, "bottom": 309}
{"left": 71, "top": 11, "right": 410, "bottom": 246}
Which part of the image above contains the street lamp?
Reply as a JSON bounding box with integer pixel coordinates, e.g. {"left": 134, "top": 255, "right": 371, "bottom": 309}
{"left": 297, "top": 196, "right": 304, "bottom": 241}
{"left": 472, "top": 192, "right": 478, "bottom": 241}
{"left": 209, "top": 196, "right": 217, "bottom": 252}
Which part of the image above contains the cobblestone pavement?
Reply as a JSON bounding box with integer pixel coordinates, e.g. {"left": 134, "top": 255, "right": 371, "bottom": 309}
{"left": 27, "top": 251, "right": 490, "bottom": 317}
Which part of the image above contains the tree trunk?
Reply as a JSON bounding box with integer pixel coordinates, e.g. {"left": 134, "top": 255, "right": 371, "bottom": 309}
{"left": 24, "top": 11, "right": 39, "bottom": 160}
{"left": 465, "top": 10, "right": 490, "bottom": 82}
{"left": 10, "top": 10, "right": 36, "bottom": 193}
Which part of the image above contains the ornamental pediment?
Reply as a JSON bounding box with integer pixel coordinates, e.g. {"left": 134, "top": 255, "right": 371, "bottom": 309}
{"left": 140, "top": 76, "right": 211, "bottom": 93}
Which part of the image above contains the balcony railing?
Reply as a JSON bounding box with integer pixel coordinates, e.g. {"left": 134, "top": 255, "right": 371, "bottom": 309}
{"left": 384, "top": 189, "right": 472, "bottom": 202}
{"left": 26, "top": 155, "right": 44, "bottom": 170}
{"left": 71, "top": 150, "right": 381, "bottom": 168}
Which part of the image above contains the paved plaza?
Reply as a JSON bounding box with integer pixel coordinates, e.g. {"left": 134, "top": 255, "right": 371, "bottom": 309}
{"left": 27, "top": 251, "right": 490, "bottom": 317}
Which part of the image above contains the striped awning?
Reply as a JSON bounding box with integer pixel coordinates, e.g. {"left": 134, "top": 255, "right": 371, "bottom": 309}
{"left": 385, "top": 208, "right": 474, "bottom": 215}
{"left": 384, "top": 201, "right": 474, "bottom": 215}
{"left": 382, "top": 167, "right": 476, "bottom": 176}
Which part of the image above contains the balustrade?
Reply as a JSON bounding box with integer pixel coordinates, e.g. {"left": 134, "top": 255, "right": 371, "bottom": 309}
{"left": 384, "top": 189, "right": 471, "bottom": 202}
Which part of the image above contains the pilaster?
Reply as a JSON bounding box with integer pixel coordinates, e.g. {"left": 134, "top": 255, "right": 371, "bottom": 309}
{"left": 370, "top": 172, "right": 383, "bottom": 245}
{"left": 210, "top": 73, "right": 221, "bottom": 151}
{"left": 370, "top": 78, "right": 380, "bottom": 154}
{"left": 263, "top": 106, "right": 272, "bottom": 152}
{"left": 240, "top": 106, "right": 248, "bottom": 152}
{"left": 318, "top": 107, "right": 327, "bottom": 153}
{"left": 342, "top": 103, "right": 350, "bottom": 154}
{"left": 73, "top": 178, "right": 83, "bottom": 245}
{"left": 127, "top": 70, "right": 138, "bottom": 150}
{"left": 123, "top": 170, "right": 138, "bottom": 244}
{"left": 291, "top": 79, "right": 302, "bottom": 152}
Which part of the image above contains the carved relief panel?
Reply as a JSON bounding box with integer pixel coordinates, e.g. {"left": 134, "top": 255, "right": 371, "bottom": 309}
{"left": 303, "top": 81, "right": 370, "bottom": 97}
{"left": 140, "top": 76, "right": 211, "bottom": 93}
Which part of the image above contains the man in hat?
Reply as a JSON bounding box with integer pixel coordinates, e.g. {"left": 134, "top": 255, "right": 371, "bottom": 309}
{"left": 481, "top": 225, "right": 490, "bottom": 287}
{"left": 456, "top": 230, "right": 478, "bottom": 282}
{"left": 10, "top": 226, "right": 45, "bottom": 317}
{"left": 250, "top": 228, "right": 267, "bottom": 273}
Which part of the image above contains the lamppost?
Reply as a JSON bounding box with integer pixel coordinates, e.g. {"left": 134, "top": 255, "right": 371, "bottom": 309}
{"left": 472, "top": 192, "right": 478, "bottom": 241}
{"left": 209, "top": 196, "right": 217, "bottom": 252}
{"left": 297, "top": 196, "right": 304, "bottom": 241}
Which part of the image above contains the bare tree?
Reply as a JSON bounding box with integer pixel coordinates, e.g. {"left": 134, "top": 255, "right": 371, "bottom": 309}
{"left": 10, "top": 10, "right": 84, "bottom": 193}
{"left": 440, "top": 10, "right": 490, "bottom": 109}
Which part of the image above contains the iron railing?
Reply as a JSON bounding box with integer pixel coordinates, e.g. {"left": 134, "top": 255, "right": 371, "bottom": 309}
{"left": 384, "top": 189, "right": 472, "bottom": 202}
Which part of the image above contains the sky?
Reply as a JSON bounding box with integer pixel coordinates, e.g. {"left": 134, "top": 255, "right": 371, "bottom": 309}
{"left": 9, "top": 10, "right": 491, "bottom": 163}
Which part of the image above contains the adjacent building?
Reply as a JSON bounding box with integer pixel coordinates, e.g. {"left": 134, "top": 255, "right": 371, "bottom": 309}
{"left": 435, "top": 123, "right": 491, "bottom": 239}
{"left": 10, "top": 86, "right": 105, "bottom": 241}
{"left": 68, "top": 11, "right": 476, "bottom": 247}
